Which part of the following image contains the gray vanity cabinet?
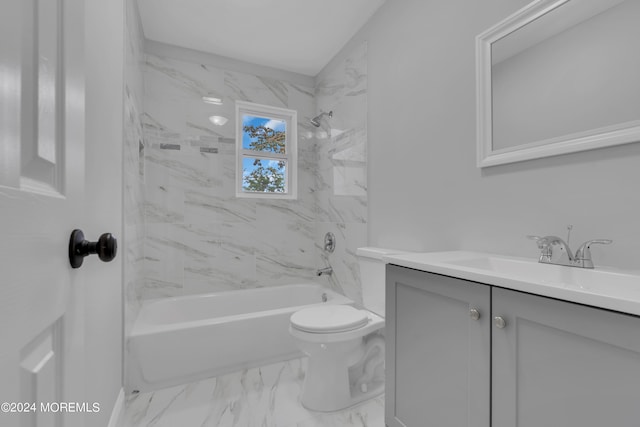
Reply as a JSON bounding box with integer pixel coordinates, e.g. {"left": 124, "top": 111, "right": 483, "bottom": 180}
{"left": 385, "top": 265, "right": 491, "bottom": 427}
{"left": 386, "top": 264, "right": 640, "bottom": 427}
{"left": 492, "top": 287, "right": 640, "bottom": 427}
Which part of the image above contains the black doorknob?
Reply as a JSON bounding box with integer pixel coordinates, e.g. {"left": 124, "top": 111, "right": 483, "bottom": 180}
{"left": 69, "top": 229, "right": 117, "bottom": 269}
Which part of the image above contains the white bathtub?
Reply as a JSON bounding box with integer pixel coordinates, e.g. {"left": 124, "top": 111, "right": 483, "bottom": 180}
{"left": 127, "top": 284, "right": 353, "bottom": 393}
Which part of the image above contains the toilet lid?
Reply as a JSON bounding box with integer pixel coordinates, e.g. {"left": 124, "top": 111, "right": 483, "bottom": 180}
{"left": 290, "top": 305, "right": 369, "bottom": 333}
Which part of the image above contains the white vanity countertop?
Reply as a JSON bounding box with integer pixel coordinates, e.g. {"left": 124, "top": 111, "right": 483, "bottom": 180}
{"left": 384, "top": 251, "right": 640, "bottom": 317}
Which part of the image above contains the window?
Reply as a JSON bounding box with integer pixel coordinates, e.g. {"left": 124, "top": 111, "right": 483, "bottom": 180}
{"left": 235, "top": 101, "right": 297, "bottom": 199}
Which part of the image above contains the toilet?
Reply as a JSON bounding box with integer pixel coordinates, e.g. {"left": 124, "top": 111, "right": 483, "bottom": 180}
{"left": 289, "top": 247, "right": 404, "bottom": 412}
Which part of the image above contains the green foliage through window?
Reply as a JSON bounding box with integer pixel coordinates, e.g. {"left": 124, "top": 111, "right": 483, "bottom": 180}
{"left": 241, "top": 119, "right": 287, "bottom": 193}
{"left": 236, "top": 102, "right": 297, "bottom": 199}
{"left": 242, "top": 157, "right": 286, "bottom": 193}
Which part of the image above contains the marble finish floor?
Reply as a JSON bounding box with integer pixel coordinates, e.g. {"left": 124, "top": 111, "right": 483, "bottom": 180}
{"left": 121, "top": 358, "right": 384, "bottom": 427}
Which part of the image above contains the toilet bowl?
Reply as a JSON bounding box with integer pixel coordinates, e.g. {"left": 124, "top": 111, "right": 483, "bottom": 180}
{"left": 289, "top": 247, "right": 407, "bottom": 412}
{"left": 289, "top": 305, "right": 385, "bottom": 412}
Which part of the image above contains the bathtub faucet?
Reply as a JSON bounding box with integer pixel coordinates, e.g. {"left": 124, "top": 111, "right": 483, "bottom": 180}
{"left": 316, "top": 267, "right": 333, "bottom": 276}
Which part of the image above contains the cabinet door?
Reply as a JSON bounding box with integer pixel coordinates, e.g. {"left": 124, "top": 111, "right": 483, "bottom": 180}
{"left": 492, "top": 287, "right": 640, "bottom": 427}
{"left": 386, "top": 265, "right": 491, "bottom": 427}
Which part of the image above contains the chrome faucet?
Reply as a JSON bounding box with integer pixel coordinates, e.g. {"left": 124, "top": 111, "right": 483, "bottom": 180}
{"left": 528, "top": 235, "right": 612, "bottom": 269}
{"left": 528, "top": 235, "right": 573, "bottom": 265}
{"left": 316, "top": 267, "right": 333, "bottom": 276}
{"left": 573, "top": 239, "right": 613, "bottom": 268}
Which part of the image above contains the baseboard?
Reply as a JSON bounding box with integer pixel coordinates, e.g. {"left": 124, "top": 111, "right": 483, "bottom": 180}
{"left": 107, "top": 388, "right": 125, "bottom": 427}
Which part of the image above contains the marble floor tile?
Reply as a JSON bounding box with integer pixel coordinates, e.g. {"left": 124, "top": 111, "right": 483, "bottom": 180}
{"left": 121, "top": 358, "right": 384, "bottom": 427}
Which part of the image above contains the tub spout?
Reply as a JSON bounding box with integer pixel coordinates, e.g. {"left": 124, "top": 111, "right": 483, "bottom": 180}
{"left": 316, "top": 267, "right": 333, "bottom": 276}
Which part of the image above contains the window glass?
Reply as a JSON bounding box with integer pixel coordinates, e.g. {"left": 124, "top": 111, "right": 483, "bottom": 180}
{"left": 242, "top": 115, "right": 287, "bottom": 153}
{"left": 242, "top": 157, "right": 287, "bottom": 193}
{"left": 235, "top": 101, "right": 297, "bottom": 199}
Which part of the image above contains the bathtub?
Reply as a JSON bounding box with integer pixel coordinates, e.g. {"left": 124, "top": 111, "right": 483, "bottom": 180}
{"left": 127, "top": 284, "right": 353, "bottom": 393}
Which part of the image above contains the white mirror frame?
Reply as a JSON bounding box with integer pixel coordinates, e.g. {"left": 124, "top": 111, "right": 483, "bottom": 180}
{"left": 476, "top": 0, "right": 640, "bottom": 168}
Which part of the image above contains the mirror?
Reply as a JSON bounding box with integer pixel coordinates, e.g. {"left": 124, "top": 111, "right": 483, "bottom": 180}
{"left": 476, "top": 0, "right": 640, "bottom": 167}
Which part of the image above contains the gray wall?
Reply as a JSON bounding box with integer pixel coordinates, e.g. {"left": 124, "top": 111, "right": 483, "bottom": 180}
{"left": 320, "top": 0, "right": 640, "bottom": 270}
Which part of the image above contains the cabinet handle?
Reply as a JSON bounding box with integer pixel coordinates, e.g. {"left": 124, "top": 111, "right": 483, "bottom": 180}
{"left": 469, "top": 308, "right": 481, "bottom": 321}
{"left": 494, "top": 316, "right": 506, "bottom": 329}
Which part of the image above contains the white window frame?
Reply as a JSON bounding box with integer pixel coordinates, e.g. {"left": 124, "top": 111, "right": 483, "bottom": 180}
{"left": 235, "top": 100, "right": 298, "bottom": 199}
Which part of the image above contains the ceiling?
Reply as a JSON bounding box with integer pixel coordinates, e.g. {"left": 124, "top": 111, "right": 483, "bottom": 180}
{"left": 136, "top": 0, "right": 386, "bottom": 77}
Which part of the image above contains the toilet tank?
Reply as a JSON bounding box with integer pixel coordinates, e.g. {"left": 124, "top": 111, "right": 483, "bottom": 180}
{"left": 357, "top": 247, "right": 406, "bottom": 317}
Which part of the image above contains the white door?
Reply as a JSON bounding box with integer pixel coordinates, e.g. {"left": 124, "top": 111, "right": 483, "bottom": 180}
{"left": 0, "top": 1, "right": 86, "bottom": 426}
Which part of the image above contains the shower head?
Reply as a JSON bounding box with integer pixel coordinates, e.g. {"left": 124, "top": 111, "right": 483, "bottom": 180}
{"left": 310, "top": 111, "right": 333, "bottom": 127}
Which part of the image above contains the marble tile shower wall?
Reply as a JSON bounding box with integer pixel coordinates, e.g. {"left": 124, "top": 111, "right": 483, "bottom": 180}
{"left": 315, "top": 43, "right": 368, "bottom": 304}
{"left": 140, "top": 54, "right": 320, "bottom": 298}
{"left": 123, "top": 0, "right": 145, "bottom": 346}
{"left": 137, "top": 42, "right": 367, "bottom": 303}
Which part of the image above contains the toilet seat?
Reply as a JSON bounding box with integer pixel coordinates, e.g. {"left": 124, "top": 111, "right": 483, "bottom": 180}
{"left": 290, "top": 305, "right": 384, "bottom": 344}
{"left": 291, "top": 305, "right": 369, "bottom": 333}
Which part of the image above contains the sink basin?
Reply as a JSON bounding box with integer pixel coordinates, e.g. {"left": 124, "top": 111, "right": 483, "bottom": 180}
{"left": 446, "top": 255, "right": 552, "bottom": 278}
{"left": 446, "top": 254, "right": 640, "bottom": 293}
{"left": 384, "top": 251, "right": 640, "bottom": 316}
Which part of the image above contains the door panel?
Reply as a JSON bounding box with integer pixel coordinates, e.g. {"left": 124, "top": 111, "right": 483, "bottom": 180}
{"left": 21, "top": 0, "right": 65, "bottom": 193}
{"left": 19, "top": 321, "right": 61, "bottom": 427}
{"left": 0, "top": 0, "right": 85, "bottom": 426}
{"left": 386, "top": 266, "right": 491, "bottom": 427}
{"left": 492, "top": 288, "right": 640, "bottom": 427}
